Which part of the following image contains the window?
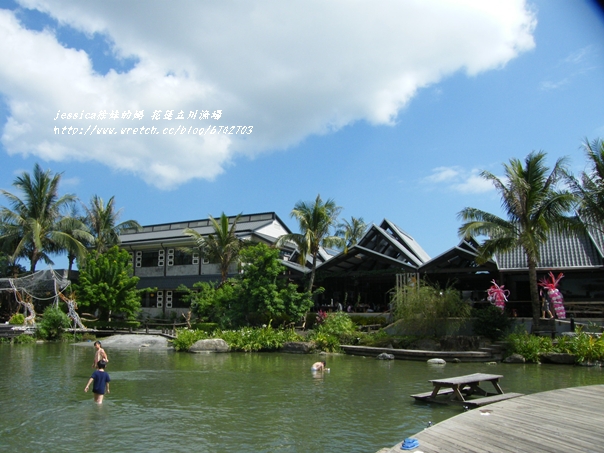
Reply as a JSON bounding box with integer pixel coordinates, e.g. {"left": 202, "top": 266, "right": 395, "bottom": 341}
{"left": 140, "top": 250, "right": 160, "bottom": 267}
{"left": 173, "top": 250, "right": 193, "bottom": 266}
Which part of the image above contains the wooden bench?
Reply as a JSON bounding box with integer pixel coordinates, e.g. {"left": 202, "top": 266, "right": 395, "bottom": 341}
{"left": 464, "top": 392, "right": 524, "bottom": 408}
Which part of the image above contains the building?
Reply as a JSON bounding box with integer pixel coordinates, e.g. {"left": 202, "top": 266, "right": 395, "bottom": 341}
{"left": 119, "top": 212, "right": 296, "bottom": 316}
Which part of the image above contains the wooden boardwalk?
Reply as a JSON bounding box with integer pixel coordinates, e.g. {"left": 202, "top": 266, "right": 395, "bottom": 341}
{"left": 379, "top": 385, "right": 604, "bottom": 453}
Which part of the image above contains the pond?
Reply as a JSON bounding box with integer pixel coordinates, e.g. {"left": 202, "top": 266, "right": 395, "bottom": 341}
{"left": 1, "top": 342, "right": 603, "bottom": 453}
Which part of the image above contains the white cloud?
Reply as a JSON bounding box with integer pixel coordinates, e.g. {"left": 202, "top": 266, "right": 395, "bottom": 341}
{"left": 1, "top": 0, "right": 536, "bottom": 189}
{"left": 423, "top": 166, "right": 496, "bottom": 194}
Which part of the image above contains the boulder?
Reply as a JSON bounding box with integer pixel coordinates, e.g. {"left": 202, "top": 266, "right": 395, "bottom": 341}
{"left": 376, "top": 353, "right": 395, "bottom": 360}
{"left": 427, "top": 358, "right": 446, "bottom": 365}
{"left": 503, "top": 353, "right": 525, "bottom": 363}
{"left": 281, "top": 341, "right": 313, "bottom": 354}
{"left": 539, "top": 352, "right": 576, "bottom": 365}
{"left": 190, "top": 338, "right": 230, "bottom": 353}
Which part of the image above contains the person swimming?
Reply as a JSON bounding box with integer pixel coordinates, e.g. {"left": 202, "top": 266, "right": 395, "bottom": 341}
{"left": 311, "top": 361, "right": 326, "bottom": 371}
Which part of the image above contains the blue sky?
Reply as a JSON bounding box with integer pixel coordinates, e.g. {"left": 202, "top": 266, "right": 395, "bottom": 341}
{"left": 1, "top": 0, "right": 603, "bottom": 269}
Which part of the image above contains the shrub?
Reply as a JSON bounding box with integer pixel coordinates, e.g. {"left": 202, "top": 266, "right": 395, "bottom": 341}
{"left": 172, "top": 328, "right": 208, "bottom": 351}
{"left": 37, "top": 306, "right": 71, "bottom": 340}
{"left": 391, "top": 281, "right": 471, "bottom": 336}
{"left": 312, "top": 332, "right": 341, "bottom": 352}
{"left": 213, "top": 326, "right": 302, "bottom": 352}
{"left": 506, "top": 330, "right": 553, "bottom": 363}
{"left": 565, "top": 330, "right": 604, "bottom": 363}
{"left": 13, "top": 334, "right": 36, "bottom": 344}
{"left": 191, "top": 322, "right": 219, "bottom": 333}
{"left": 8, "top": 313, "right": 25, "bottom": 325}
{"left": 471, "top": 305, "right": 513, "bottom": 341}
{"left": 316, "top": 312, "right": 357, "bottom": 337}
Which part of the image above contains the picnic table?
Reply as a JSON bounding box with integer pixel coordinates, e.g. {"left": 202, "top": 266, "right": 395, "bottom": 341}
{"left": 411, "top": 372, "right": 523, "bottom": 408}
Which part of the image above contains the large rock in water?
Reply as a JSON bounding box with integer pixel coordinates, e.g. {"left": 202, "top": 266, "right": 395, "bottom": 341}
{"left": 281, "top": 341, "right": 313, "bottom": 354}
{"left": 190, "top": 338, "right": 230, "bottom": 353}
{"left": 539, "top": 352, "right": 576, "bottom": 365}
{"left": 503, "top": 353, "right": 525, "bottom": 363}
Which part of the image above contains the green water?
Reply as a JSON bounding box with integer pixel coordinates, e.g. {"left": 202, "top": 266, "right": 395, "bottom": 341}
{"left": 1, "top": 342, "right": 603, "bottom": 453}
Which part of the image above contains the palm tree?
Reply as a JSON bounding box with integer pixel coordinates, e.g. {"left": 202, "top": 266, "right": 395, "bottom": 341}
{"left": 83, "top": 195, "right": 141, "bottom": 253}
{"left": 183, "top": 212, "right": 242, "bottom": 283}
{"left": 0, "top": 163, "right": 89, "bottom": 272}
{"left": 279, "top": 194, "right": 342, "bottom": 293}
{"left": 458, "top": 151, "right": 576, "bottom": 328}
{"left": 565, "top": 138, "right": 604, "bottom": 233}
{"left": 336, "top": 216, "right": 367, "bottom": 253}
{"left": 59, "top": 206, "right": 94, "bottom": 272}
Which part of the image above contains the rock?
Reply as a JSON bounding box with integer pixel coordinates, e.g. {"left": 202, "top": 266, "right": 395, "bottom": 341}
{"left": 427, "top": 358, "right": 446, "bottom": 365}
{"left": 485, "top": 362, "right": 497, "bottom": 366}
{"left": 578, "top": 360, "right": 601, "bottom": 367}
{"left": 189, "top": 338, "right": 230, "bottom": 353}
{"left": 77, "top": 334, "right": 170, "bottom": 349}
{"left": 280, "top": 341, "right": 313, "bottom": 354}
{"left": 451, "top": 358, "right": 462, "bottom": 363}
{"left": 539, "top": 352, "right": 577, "bottom": 365}
{"left": 503, "top": 353, "right": 525, "bottom": 363}
{"left": 376, "top": 353, "right": 395, "bottom": 360}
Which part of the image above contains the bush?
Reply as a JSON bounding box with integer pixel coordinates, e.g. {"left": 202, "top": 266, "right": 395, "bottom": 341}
{"left": 191, "top": 322, "right": 219, "bottom": 333}
{"left": 557, "top": 330, "right": 604, "bottom": 363}
{"left": 471, "top": 305, "right": 513, "bottom": 341}
{"left": 8, "top": 313, "right": 25, "bottom": 325}
{"left": 37, "top": 306, "right": 71, "bottom": 340}
{"left": 506, "top": 330, "right": 553, "bottom": 363}
{"left": 13, "top": 334, "right": 36, "bottom": 344}
{"left": 213, "top": 326, "right": 302, "bottom": 352}
{"left": 172, "top": 328, "right": 208, "bottom": 351}
{"left": 312, "top": 332, "right": 341, "bottom": 352}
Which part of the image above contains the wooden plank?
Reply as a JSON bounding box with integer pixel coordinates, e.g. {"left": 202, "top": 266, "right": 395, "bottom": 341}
{"left": 463, "top": 392, "right": 523, "bottom": 407}
{"left": 429, "top": 373, "right": 502, "bottom": 386}
{"left": 411, "top": 388, "right": 455, "bottom": 399}
{"left": 381, "top": 385, "right": 604, "bottom": 453}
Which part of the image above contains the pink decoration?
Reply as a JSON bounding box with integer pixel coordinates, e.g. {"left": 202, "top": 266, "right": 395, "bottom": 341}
{"left": 538, "top": 272, "right": 566, "bottom": 319}
{"left": 487, "top": 280, "right": 509, "bottom": 311}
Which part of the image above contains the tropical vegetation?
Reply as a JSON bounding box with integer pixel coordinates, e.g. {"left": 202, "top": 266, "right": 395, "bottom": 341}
{"left": 0, "top": 163, "right": 91, "bottom": 272}
{"left": 73, "top": 246, "right": 141, "bottom": 321}
{"left": 278, "top": 194, "right": 342, "bottom": 293}
{"left": 184, "top": 212, "right": 243, "bottom": 283}
{"left": 458, "top": 152, "right": 576, "bottom": 327}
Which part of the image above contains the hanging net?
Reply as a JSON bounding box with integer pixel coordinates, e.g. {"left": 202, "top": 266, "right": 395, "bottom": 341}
{"left": 0, "top": 269, "right": 86, "bottom": 329}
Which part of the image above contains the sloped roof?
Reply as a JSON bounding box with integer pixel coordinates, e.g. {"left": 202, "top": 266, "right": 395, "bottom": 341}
{"left": 315, "top": 219, "right": 430, "bottom": 275}
{"left": 120, "top": 212, "right": 290, "bottom": 248}
{"left": 494, "top": 227, "right": 604, "bottom": 270}
{"left": 419, "top": 238, "right": 497, "bottom": 274}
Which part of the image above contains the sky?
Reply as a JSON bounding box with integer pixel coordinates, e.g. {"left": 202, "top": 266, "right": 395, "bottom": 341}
{"left": 0, "top": 0, "right": 604, "bottom": 269}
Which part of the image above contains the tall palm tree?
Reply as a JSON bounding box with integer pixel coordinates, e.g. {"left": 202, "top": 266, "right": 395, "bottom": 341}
{"left": 183, "top": 212, "right": 242, "bottom": 283}
{"left": 458, "top": 151, "right": 576, "bottom": 328}
{"left": 0, "top": 163, "right": 89, "bottom": 272}
{"left": 83, "top": 195, "right": 141, "bottom": 253}
{"left": 566, "top": 138, "right": 604, "bottom": 233}
{"left": 279, "top": 194, "right": 342, "bottom": 293}
{"left": 336, "top": 216, "right": 367, "bottom": 253}
{"left": 61, "top": 205, "right": 93, "bottom": 272}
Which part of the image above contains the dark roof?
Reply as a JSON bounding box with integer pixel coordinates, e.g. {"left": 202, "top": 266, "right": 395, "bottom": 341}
{"left": 494, "top": 227, "right": 604, "bottom": 270}
{"left": 120, "top": 212, "right": 290, "bottom": 248}
{"left": 419, "top": 238, "right": 497, "bottom": 274}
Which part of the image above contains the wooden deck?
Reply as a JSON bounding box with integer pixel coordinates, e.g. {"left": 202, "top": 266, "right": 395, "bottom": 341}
{"left": 379, "top": 385, "right": 604, "bottom": 453}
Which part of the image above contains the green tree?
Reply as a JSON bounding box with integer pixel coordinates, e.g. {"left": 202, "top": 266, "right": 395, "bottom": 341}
{"left": 83, "top": 195, "right": 141, "bottom": 253}
{"left": 37, "top": 305, "right": 71, "bottom": 340}
{"left": 183, "top": 212, "right": 243, "bottom": 283}
{"left": 278, "top": 195, "right": 342, "bottom": 293}
{"left": 336, "top": 216, "right": 367, "bottom": 253}
{"left": 235, "top": 243, "right": 312, "bottom": 325}
{"left": 0, "top": 164, "right": 90, "bottom": 272}
{"left": 74, "top": 246, "right": 141, "bottom": 320}
{"left": 458, "top": 152, "right": 576, "bottom": 327}
{"left": 566, "top": 138, "right": 604, "bottom": 233}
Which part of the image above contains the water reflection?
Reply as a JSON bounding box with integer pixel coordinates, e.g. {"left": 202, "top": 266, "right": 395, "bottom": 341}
{"left": 0, "top": 342, "right": 602, "bottom": 453}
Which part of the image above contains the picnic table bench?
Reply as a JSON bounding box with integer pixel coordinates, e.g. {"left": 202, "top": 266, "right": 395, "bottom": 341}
{"left": 411, "top": 372, "right": 523, "bottom": 408}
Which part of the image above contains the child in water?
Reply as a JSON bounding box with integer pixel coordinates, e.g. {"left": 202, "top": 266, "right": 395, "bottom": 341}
{"left": 92, "top": 340, "right": 108, "bottom": 368}
{"left": 85, "top": 360, "right": 110, "bottom": 404}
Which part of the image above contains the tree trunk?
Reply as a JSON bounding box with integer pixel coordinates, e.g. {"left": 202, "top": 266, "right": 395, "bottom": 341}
{"left": 527, "top": 254, "right": 541, "bottom": 330}
{"left": 307, "top": 253, "right": 317, "bottom": 293}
